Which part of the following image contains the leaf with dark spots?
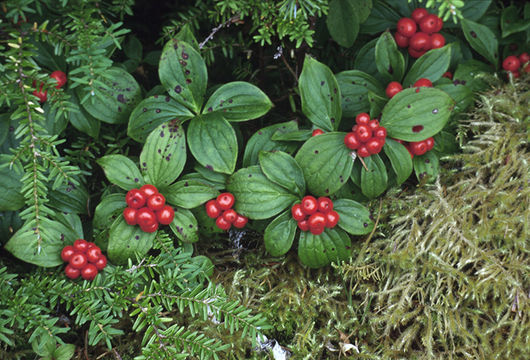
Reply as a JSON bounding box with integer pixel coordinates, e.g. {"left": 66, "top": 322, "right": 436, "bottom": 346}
{"left": 117, "top": 94, "right": 126, "bottom": 103}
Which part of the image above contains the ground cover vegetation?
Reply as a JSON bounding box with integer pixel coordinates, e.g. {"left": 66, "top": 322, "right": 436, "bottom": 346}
{"left": 0, "top": 0, "right": 528, "bottom": 358}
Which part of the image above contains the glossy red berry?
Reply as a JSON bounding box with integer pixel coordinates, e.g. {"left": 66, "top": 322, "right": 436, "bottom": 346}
{"left": 317, "top": 197, "right": 333, "bottom": 213}
{"left": 222, "top": 209, "right": 238, "bottom": 223}
{"left": 69, "top": 252, "right": 88, "bottom": 269}
{"left": 373, "top": 126, "right": 387, "bottom": 139}
{"left": 411, "top": 8, "right": 429, "bottom": 24}
{"left": 205, "top": 200, "right": 221, "bottom": 218}
{"left": 394, "top": 32, "right": 409, "bottom": 48}
{"left": 419, "top": 14, "right": 439, "bottom": 34}
{"left": 298, "top": 219, "right": 309, "bottom": 232}
{"left": 61, "top": 246, "right": 76, "bottom": 262}
{"left": 355, "top": 113, "right": 371, "bottom": 125}
{"left": 397, "top": 17, "right": 417, "bottom": 38}
{"left": 140, "top": 184, "right": 158, "bottom": 198}
{"left": 502, "top": 56, "right": 521, "bottom": 72}
{"left": 357, "top": 146, "right": 371, "bottom": 158}
{"left": 64, "top": 264, "right": 80, "bottom": 279}
{"left": 344, "top": 132, "right": 361, "bottom": 150}
{"left": 308, "top": 212, "right": 327, "bottom": 235}
{"left": 147, "top": 193, "right": 165, "bottom": 211}
{"left": 413, "top": 78, "right": 433, "bottom": 87}
{"left": 86, "top": 246, "right": 102, "bottom": 263}
{"left": 73, "top": 239, "right": 89, "bottom": 253}
{"left": 140, "top": 221, "right": 158, "bottom": 233}
{"left": 312, "top": 129, "right": 324, "bottom": 136}
{"left": 50, "top": 70, "right": 67, "bottom": 89}
{"left": 123, "top": 207, "right": 137, "bottom": 225}
{"left": 442, "top": 71, "right": 453, "bottom": 79}
{"left": 94, "top": 254, "right": 107, "bottom": 270}
{"left": 368, "top": 119, "right": 380, "bottom": 131}
{"left": 156, "top": 205, "right": 175, "bottom": 225}
{"left": 301, "top": 196, "right": 318, "bottom": 215}
{"left": 434, "top": 16, "right": 443, "bottom": 32}
{"left": 430, "top": 33, "right": 445, "bottom": 49}
{"left": 409, "top": 32, "right": 431, "bottom": 51}
{"left": 408, "top": 47, "right": 426, "bottom": 59}
{"left": 126, "top": 189, "right": 147, "bottom": 209}
{"left": 215, "top": 216, "right": 231, "bottom": 231}
{"left": 385, "top": 81, "right": 403, "bottom": 98}
{"left": 355, "top": 124, "right": 372, "bottom": 142}
{"left": 425, "top": 137, "right": 435, "bottom": 150}
{"left": 366, "top": 138, "right": 383, "bottom": 155}
{"left": 410, "top": 140, "right": 428, "bottom": 156}
{"left": 32, "top": 82, "right": 47, "bottom": 103}
{"left": 325, "top": 211, "right": 340, "bottom": 228}
{"left": 136, "top": 207, "right": 157, "bottom": 227}
{"left": 233, "top": 214, "right": 248, "bottom": 229}
{"left": 519, "top": 52, "right": 530, "bottom": 65}
{"left": 216, "top": 193, "right": 235, "bottom": 210}
{"left": 291, "top": 203, "right": 307, "bottom": 221}
{"left": 81, "top": 264, "right": 98, "bottom": 281}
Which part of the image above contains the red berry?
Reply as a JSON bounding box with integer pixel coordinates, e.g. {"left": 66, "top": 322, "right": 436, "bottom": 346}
{"left": 411, "top": 8, "right": 429, "bottom": 24}
{"left": 325, "top": 210, "right": 340, "bottom": 228}
{"left": 373, "top": 126, "right": 387, "bottom": 139}
{"left": 291, "top": 203, "right": 307, "bottom": 221}
{"left": 317, "top": 197, "right": 333, "bottom": 213}
{"left": 410, "top": 140, "right": 428, "bottom": 156}
{"left": 73, "top": 239, "right": 89, "bottom": 253}
{"left": 312, "top": 129, "right": 324, "bottom": 136}
{"left": 442, "top": 71, "right": 453, "bottom": 79}
{"left": 409, "top": 32, "right": 431, "bottom": 51}
{"left": 344, "top": 132, "right": 361, "bottom": 150}
{"left": 94, "top": 254, "right": 107, "bottom": 270}
{"left": 69, "top": 252, "right": 88, "bottom": 269}
{"left": 405, "top": 144, "right": 415, "bottom": 158}
{"left": 355, "top": 113, "right": 371, "bottom": 125}
{"left": 301, "top": 196, "right": 318, "bottom": 215}
{"left": 394, "top": 32, "right": 410, "bottom": 48}
{"left": 156, "top": 205, "right": 175, "bottom": 225}
{"left": 215, "top": 216, "right": 231, "bottom": 231}
{"left": 502, "top": 56, "right": 521, "bottom": 72}
{"left": 419, "top": 14, "right": 439, "bottom": 34}
{"left": 397, "top": 17, "right": 417, "bottom": 38}
{"left": 519, "top": 52, "right": 530, "bottom": 65}
{"left": 355, "top": 124, "right": 372, "bottom": 142}
{"left": 81, "top": 264, "right": 98, "bottom": 281}
{"left": 233, "top": 214, "right": 248, "bottom": 229}
{"left": 64, "top": 264, "right": 80, "bottom": 279}
{"left": 434, "top": 16, "right": 443, "bottom": 32}
{"left": 509, "top": 70, "right": 520, "bottom": 78}
{"left": 298, "top": 219, "right": 309, "bottom": 232}
{"left": 205, "top": 200, "right": 221, "bottom": 218}
{"left": 357, "top": 146, "right": 371, "bottom": 158}
{"left": 140, "top": 221, "right": 158, "bottom": 233}
{"left": 136, "top": 207, "right": 157, "bottom": 227}
{"left": 126, "top": 189, "right": 147, "bottom": 209}
{"left": 413, "top": 78, "right": 433, "bottom": 87}
{"left": 32, "top": 83, "right": 47, "bottom": 103}
{"left": 386, "top": 81, "right": 403, "bottom": 98}
{"left": 222, "top": 209, "right": 238, "bottom": 223}
{"left": 86, "top": 247, "right": 102, "bottom": 263}
{"left": 425, "top": 137, "right": 435, "bottom": 150}
{"left": 368, "top": 119, "right": 380, "bottom": 131}
{"left": 366, "top": 138, "right": 383, "bottom": 155}
{"left": 216, "top": 193, "right": 235, "bottom": 210}
{"left": 61, "top": 246, "right": 76, "bottom": 262}
{"left": 147, "top": 193, "right": 166, "bottom": 211}
{"left": 308, "top": 212, "right": 327, "bottom": 235}
{"left": 408, "top": 47, "right": 426, "bottom": 59}
{"left": 430, "top": 33, "right": 445, "bottom": 49}
{"left": 50, "top": 70, "right": 67, "bottom": 89}
{"left": 123, "top": 207, "right": 137, "bottom": 225}
{"left": 140, "top": 184, "right": 158, "bottom": 198}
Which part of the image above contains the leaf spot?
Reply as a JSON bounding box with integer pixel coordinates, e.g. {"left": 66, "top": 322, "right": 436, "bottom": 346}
{"left": 470, "top": 31, "right": 477, "bottom": 38}
{"left": 143, "top": 108, "right": 147, "bottom": 112}
{"left": 320, "top": 81, "right": 325, "bottom": 86}
{"left": 175, "top": 85, "right": 182, "bottom": 93}
{"left": 135, "top": 235, "right": 140, "bottom": 240}
{"left": 186, "top": 79, "right": 192, "bottom": 84}
{"left": 432, "top": 108, "right": 438, "bottom": 114}
{"left": 117, "top": 94, "right": 126, "bottom": 103}
{"left": 156, "top": 109, "right": 161, "bottom": 113}
{"left": 182, "top": 51, "right": 189, "bottom": 59}
{"left": 412, "top": 125, "right": 424, "bottom": 132}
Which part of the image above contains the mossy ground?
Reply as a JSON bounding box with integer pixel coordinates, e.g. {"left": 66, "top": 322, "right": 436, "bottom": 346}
{"left": 210, "top": 76, "right": 530, "bottom": 359}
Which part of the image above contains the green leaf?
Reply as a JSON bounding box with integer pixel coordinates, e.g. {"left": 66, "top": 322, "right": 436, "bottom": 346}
{"left": 0, "top": 159, "right": 24, "bottom": 211}
{"left": 128, "top": 95, "right": 194, "bottom": 143}
{"left": 271, "top": 128, "right": 312, "bottom": 141}
{"left": 294, "top": 132, "right": 353, "bottom": 196}
{"left": 259, "top": 151, "right": 306, "bottom": 197}
{"left": 124, "top": 36, "right": 143, "bottom": 62}
{"left": 380, "top": 88, "right": 454, "bottom": 142}
{"left": 164, "top": 180, "right": 219, "bottom": 209}
{"left": 333, "top": 199, "right": 373, "bottom": 235}
{"left": 169, "top": 207, "right": 199, "bottom": 243}
{"left": 368, "top": 91, "right": 387, "bottom": 119}
{"left": 375, "top": 31, "right": 405, "bottom": 82}
{"left": 68, "top": 91, "right": 100, "bottom": 138}
{"left": 0, "top": 114, "right": 10, "bottom": 146}
{"left": 402, "top": 45, "right": 452, "bottom": 87}
{"left": 383, "top": 138, "right": 413, "bottom": 185}
{"left": 461, "top": 18, "right": 498, "bottom": 66}
{"left": 336, "top": 70, "right": 384, "bottom": 118}
{"left": 107, "top": 217, "right": 155, "bottom": 264}
{"left": 242, "top": 121, "right": 299, "bottom": 167}
{"left": 159, "top": 39, "right": 207, "bottom": 113}
{"left": 299, "top": 56, "right": 342, "bottom": 131}
{"left": 501, "top": 6, "right": 530, "bottom": 37}
{"left": 459, "top": 0, "right": 492, "bottom": 22}
{"left": 413, "top": 151, "right": 439, "bottom": 182}
{"left": 298, "top": 227, "right": 351, "bottom": 268}
{"left": 48, "top": 180, "right": 89, "bottom": 215}
{"left": 356, "top": 0, "right": 373, "bottom": 23}
{"left": 360, "top": 154, "right": 387, "bottom": 199}
{"left": 5, "top": 218, "right": 78, "bottom": 267}
{"left": 360, "top": 0, "right": 400, "bottom": 34}
{"left": 264, "top": 210, "right": 297, "bottom": 256}
{"left": 77, "top": 67, "right": 142, "bottom": 124}
{"left": 176, "top": 24, "right": 200, "bottom": 51}
{"left": 326, "top": 0, "right": 360, "bottom": 48}
{"left": 53, "top": 343, "right": 76, "bottom": 360}
{"left": 226, "top": 166, "right": 297, "bottom": 220}
{"left": 140, "top": 122, "right": 186, "bottom": 187}
{"left": 453, "top": 59, "right": 492, "bottom": 93}
{"left": 202, "top": 81, "right": 272, "bottom": 122}
{"left": 187, "top": 113, "right": 238, "bottom": 174}
{"left": 435, "top": 83, "right": 474, "bottom": 113}
{"left": 93, "top": 194, "right": 126, "bottom": 230}
{"left": 97, "top": 155, "right": 145, "bottom": 191}
{"left": 353, "top": 38, "right": 380, "bottom": 80}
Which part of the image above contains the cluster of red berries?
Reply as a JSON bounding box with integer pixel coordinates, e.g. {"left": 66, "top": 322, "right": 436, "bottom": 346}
{"left": 395, "top": 137, "right": 435, "bottom": 158}
{"left": 123, "top": 184, "right": 175, "bottom": 233}
{"left": 502, "top": 53, "right": 530, "bottom": 78}
{"left": 61, "top": 239, "right": 107, "bottom": 280}
{"left": 395, "top": 8, "right": 444, "bottom": 58}
{"left": 385, "top": 77, "right": 433, "bottom": 98}
{"left": 291, "top": 196, "right": 339, "bottom": 235}
{"left": 32, "top": 70, "right": 67, "bottom": 103}
{"left": 205, "top": 192, "right": 248, "bottom": 230}
{"left": 344, "top": 113, "right": 387, "bottom": 157}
